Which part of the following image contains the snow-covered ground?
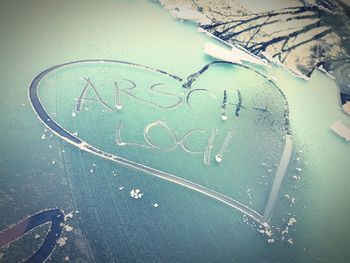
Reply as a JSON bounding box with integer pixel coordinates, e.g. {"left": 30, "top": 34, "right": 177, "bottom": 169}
{"left": 158, "top": 0, "right": 211, "bottom": 25}
{"left": 157, "top": 0, "right": 346, "bottom": 80}
{"left": 236, "top": 0, "right": 302, "bottom": 13}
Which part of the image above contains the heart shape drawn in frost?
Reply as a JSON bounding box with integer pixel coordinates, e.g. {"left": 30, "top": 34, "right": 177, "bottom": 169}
{"left": 29, "top": 59, "right": 293, "bottom": 226}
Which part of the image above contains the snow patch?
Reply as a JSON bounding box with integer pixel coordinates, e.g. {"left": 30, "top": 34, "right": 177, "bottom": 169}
{"left": 64, "top": 225, "right": 74, "bottom": 232}
{"left": 267, "top": 238, "right": 275, "bottom": 243}
{"left": 130, "top": 189, "right": 143, "bottom": 199}
{"left": 287, "top": 217, "right": 297, "bottom": 226}
{"left": 342, "top": 101, "right": 350, "bottom": 115}
{"left": 330, "top": 120, "right": 350, "bottom": 141}
{"left": 64, "top": 212, "right": 74, "bottom": 221}
{"left": 57, "top": 237, "right": 67, "bottom": 247}
{"left": 203, "top": 42, "right": 268, "bottom": 67}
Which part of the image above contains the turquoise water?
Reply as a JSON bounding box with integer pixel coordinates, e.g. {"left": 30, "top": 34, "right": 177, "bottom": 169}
{"left": 0, "top": 0, "right": 349, "bottom": 262}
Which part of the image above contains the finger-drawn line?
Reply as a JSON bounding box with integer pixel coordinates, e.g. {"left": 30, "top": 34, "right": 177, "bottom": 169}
{"left": 29, "top": 59, "right": 292, "bottom": 225}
